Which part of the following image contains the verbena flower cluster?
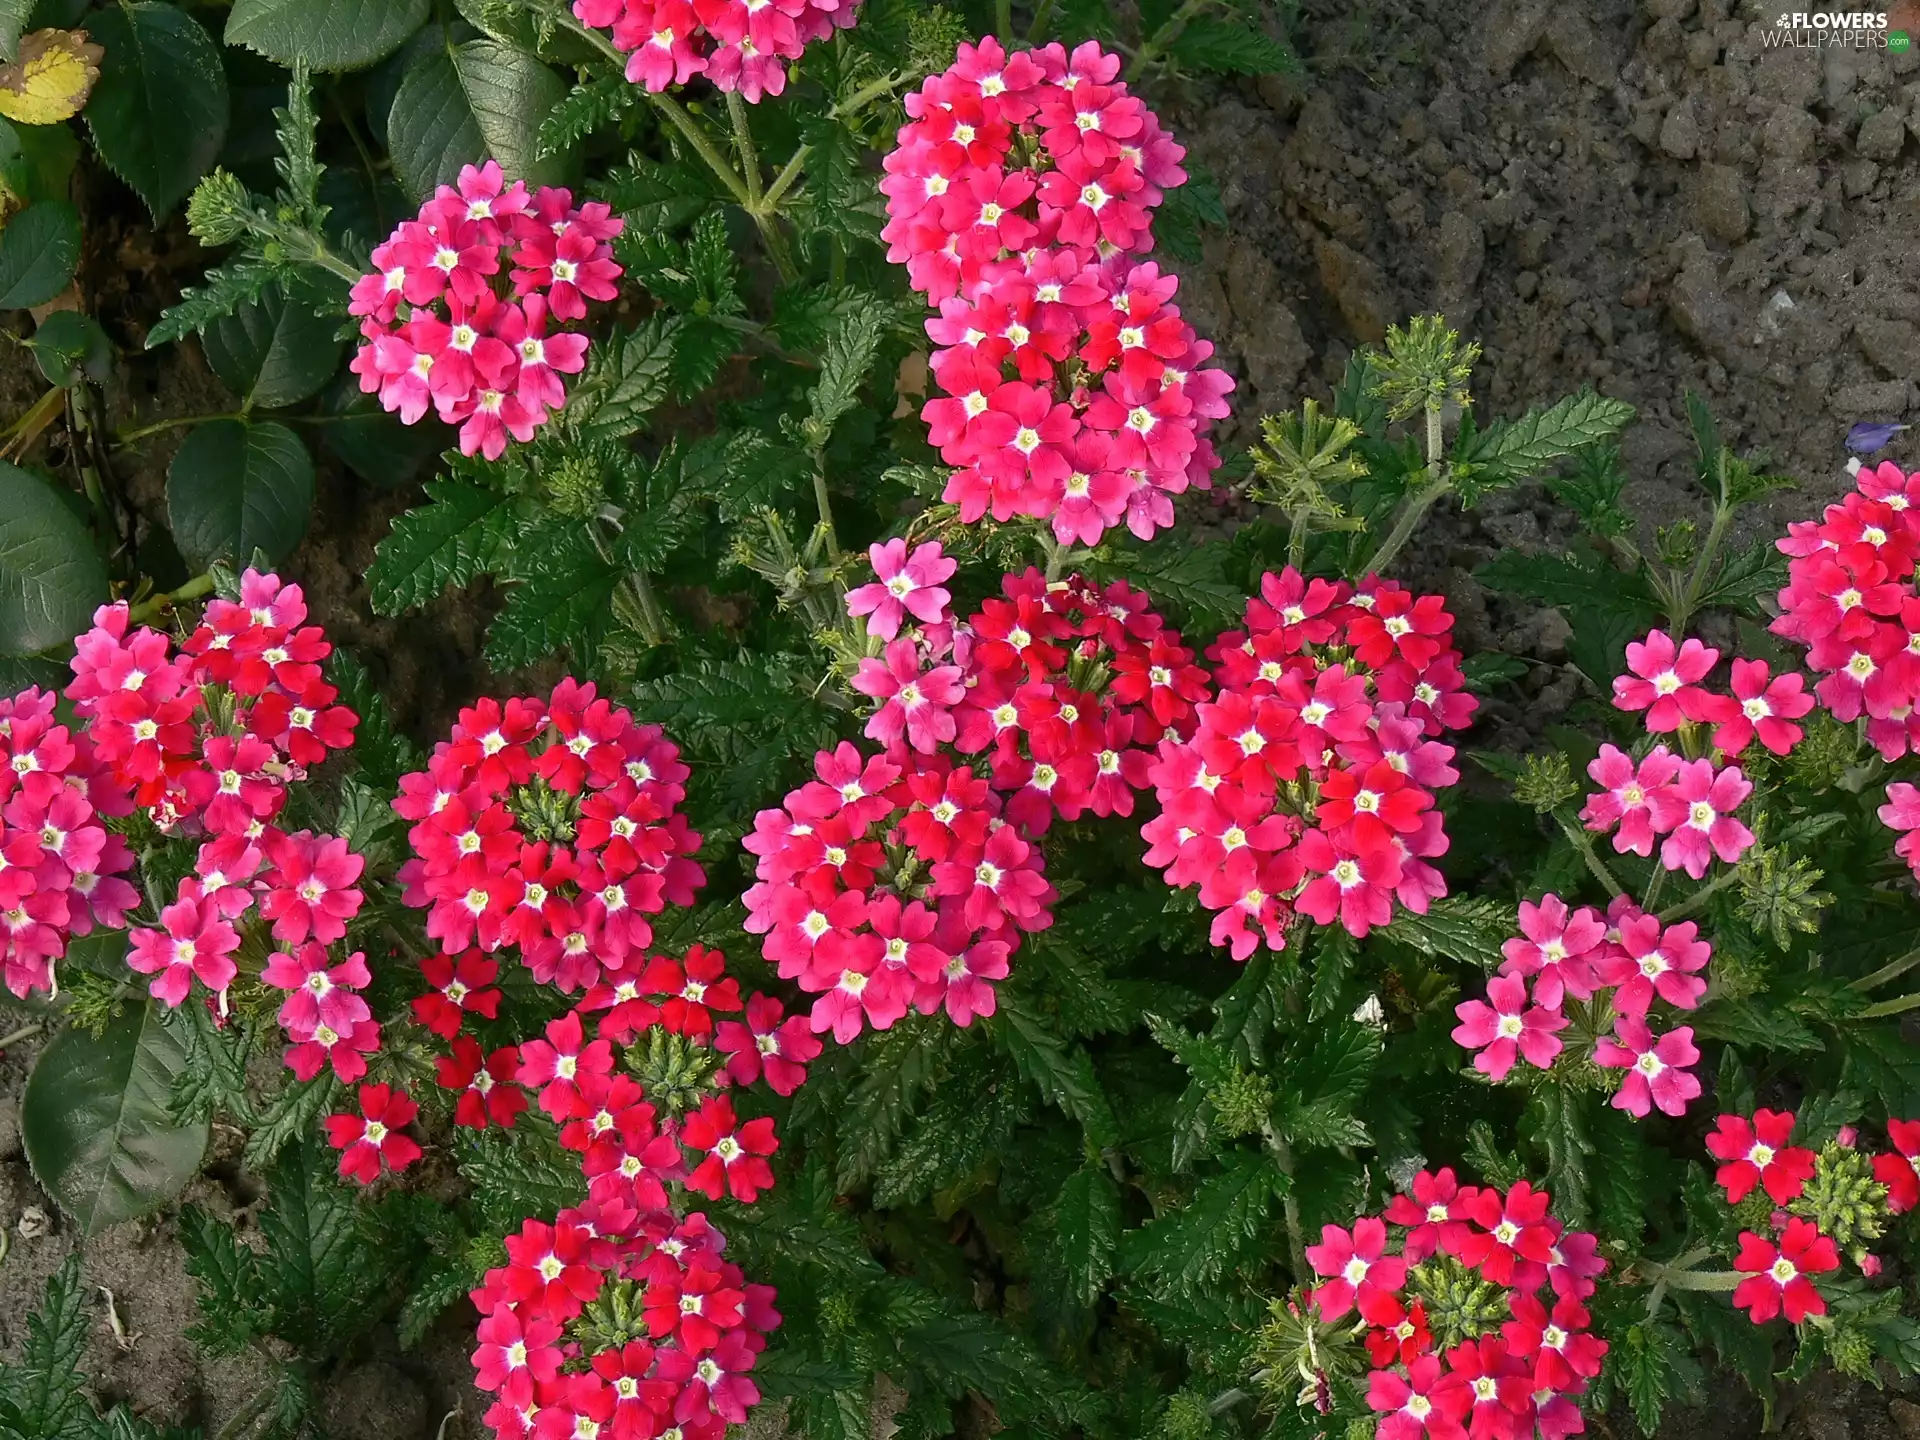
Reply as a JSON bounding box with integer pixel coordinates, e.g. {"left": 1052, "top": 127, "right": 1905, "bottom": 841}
{"left": 1140, "top": 568, "right": 1475, "bottom": 958}
{"left": 1307, "top": 1172, "right": 1607, "bottom": 1440}
{"left": 1453, "top": 894, "right": 1706, "bottom": 1118}
{"left": 571, "top": 0, "right": 862, "bottom": 102}
{"left": 64, "top": 577, "right": 373, "bottom": 1081}
{"left": 392, "top": 680, "right": 705, "bottom": 992}
{"left": 1702, "top": 1110, "right": 1920, "bottom": 1327}
{"left": 349, "top": 162, "right": 623, "bottom": 460}
{"left": 883, "top": 37, "right": 1232, "bottom": 544}
{"left": 0, "top": 686, "right": 135, "bottom": 998}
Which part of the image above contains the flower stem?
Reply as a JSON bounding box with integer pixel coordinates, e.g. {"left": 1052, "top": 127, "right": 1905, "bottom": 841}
{"left": 128, "top": 573, "right": 216, "bottom": 625}
{"left": 647, "top": 91, "right": 755, "bottom": 209}
{"left": 1027, "top": 0, "right": 1059, "bottom": 41}
{"left": 1857, "top": 990, "right": 1920, "bottom": 1019}
{"left": 1669, "top": 496, "right": 1736, "bottom": 636}
{"left": 114, "top": 413, "right": 241, "bottom": 447}
{"left": 1852, "top": 947, "right": 1920, "bottom": 992}
{"left": 0, "top": 1022, "right": 43, "bottom": 1051}
{"left": 1552, "top": 811, "right": 1626, "bottom": 899}
{"left": 727, "top": 92, "right": 765, "bottom": 208}
{"left": 812, "top": 468, "right": 841, "bottom": 563}
{"left": 1261, "top": 1120, "right": 1307, "bottom": 1278}
{"left": 1361, "top": 475, "right": 1450, "bottom": 578}
{"left": 995, "top": 0, "right": 1012, "bottom": 40}
{"left": 1128, "top": 0, "right": 1214, "bottom": 78}
{"left": 1655, "top": 866, "right": 1742, "bottom": 924}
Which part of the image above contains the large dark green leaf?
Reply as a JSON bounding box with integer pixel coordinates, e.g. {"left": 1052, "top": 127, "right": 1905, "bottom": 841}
{"left": 387, "top": 37, "right": 566, "bottom": 202}
{"left": 85, "top": 3, "right": 229, "bottom": 220}
{"left": 0, "top": 0, "right": 29, "bottom": 61}
{"left": 166, "top": 418, "right": 314, "bottom": 568}
{"left": 0, "top": 463, "right": 105, "bottom": 657}
{"left": 226, "top": 0, "right": 428, "bottom": 71}
{"left": 0, "top": 199, "right": 79, "bottom": 309}
{"left": 1053, "top": 1166, "right": 1121, "bottom": 1307}
{"left": 201, "top": 285, "right": 345, "bottom": 410}
{"left": 21, "top": 999, "right": 210, "bottom": 1234}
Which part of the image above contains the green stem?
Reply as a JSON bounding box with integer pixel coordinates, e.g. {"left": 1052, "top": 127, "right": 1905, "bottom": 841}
{"left": 1287, "top": 506, "right": 1311, "bottom": 571}
{"left": 1128, "top": 0, "right": 1214, "bottom": 77}
{"left": 1552, "top": 811, "right": 1626, "bottom": 899}
{"left": 812, "top": 467, "right": 842, "bottom": 563}
{"left": 68, "top": 388, "right": 120, "bottom": 553}
{"left": 1027, "top": 0, "right": 1059, "bottom": 42}
{"left": 113, "top": 413, "right": 240, "bottom": 447}
{"left": 127, "top": 573, "right": 216, "bottom": 625}
{"left": 1261, "top": 1121, "right": 1307, "bottom": 1279}
{"left": 1362, "top": 476, "right": 1451, "bottom": 577}
{"left": 1656, "top": 867, "right": 1743, "bottom": 924}
{"left": 995, "top": 0, "right": 1012, "bottom": 39}
{"left": 830, "top": 71, "right": 909, "bottom": 121}
{"left": 1669, "top": 497, "right": 1735, "bottom": 636}
{"left": 626, "top": 569, "right": 668, "bottom": 647}
{"left": 727, "top": 92, "right": 765, "bottom": 208}
{"left": 647, "top": 92, "right": 754, "bottom": 208}
{"left": 1852, "top": 948, "right": 1920, "bottom": 992}
{"left": 1639, "top": 1264, "right": 1742, "bottom": 1293}
{"left": 762, "top": 147, "right": 807, "bottom": 210}
{"left": 0, "top": 1022, "right": 42, "bottom": 1051}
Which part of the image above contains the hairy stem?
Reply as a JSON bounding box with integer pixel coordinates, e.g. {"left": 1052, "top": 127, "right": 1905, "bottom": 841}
{"left": 1128, "top": 0, "right": 1214, "bottom": 77}
{"left": 812, "top": 467, "right": 842, "bottom": 563}
{"left": 1027, "top": 0, "right": 1059, "bottom": 42}
{"left": 1852, "top": 948, "right": 1920, "bottom": 992}
{"left": 996, "top": 0, "right": 1012, "bottom": 39}
{"left": 1261, "top": 1121, "right": 1307, "bottom": 1278}
{"left": 1857, "top": 990, "right": 1920, "bottom": 1019}
{"left": 727, "top": 92, "right": 765, "bottom": 208}
{"left": 113, "top": 413, "right": 241, "bottom": 447}
{"left": 1655, "top": 866, "right": 1742, "bottom": 924}
{"left": 127, "top": 573, "right": 217, "bottom": 625}
{"left": 1669, "top": 495, "right": 1735, "bottom": 636}
{"left": 1552, "top": 811, "right": 1626, "bottom": 899}
{"left": 0, "top": 1022, "right": 43, "bottom": 1051}
{"left": 1362, "top": 476, "right": 1451, "bottom": 577}
{"left": 647, "top": 91, "right": 755, "bottom": 209}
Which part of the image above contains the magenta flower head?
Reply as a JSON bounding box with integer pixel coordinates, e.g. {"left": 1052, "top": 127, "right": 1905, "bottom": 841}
{"left": 1581, "top": 742, "right": 1682, "bottom": 856}
{"left": 1612, "top": 630, "right": 1731, "bottom": 732}
{"left": 1595, "top": 1016, "right": 1701, "bottom": 1118}
{"left": 1498, "top": 893, "right": 1604, "bottom": 1009}
{"left": 851, "top": 639, "right": 963, "bottom": 755}
{"left": 844, "top": 538, "right": 956, "bottom": 640}
{"left": 1452, "top": 973, "right": 1566, "bottom": 1081}
{"left": 1649, "top": 758, "right": 1754, "bottom": 878}
{"left": 1713, "top": 659, "right": 1812, "bottom": 757}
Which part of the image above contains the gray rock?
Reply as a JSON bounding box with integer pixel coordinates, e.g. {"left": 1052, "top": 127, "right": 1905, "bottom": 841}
{"left": 1891, "top": 1397, "right": 1920, "bottom": 1440}
{"left": 1763, "top": 105, "right": 1819, "bottom": 162}
{"left": 1481, "top": 0, "right": 1553, "bottom": 78}
{"left": 1645, "top": 0, "right": 1695, "bottom": 18}
{"left": 1314, "top": 235, "right": 1397, "bottom": 344}
{"left": 1693, "top": 163, "right": 1751, "bottom": 242}
{"left": 1830, "top": 379, "right": 1915, "bottom": 417}
{"left": 1659, "top": 105, "right": 1700, "bottom": 158}
{"left": 1544, "top": 10, "right": 1616, "bottom": 85}
{"left": 1857, "top": 104, "right": 1911, "bottom": 160}
{"left": 1857, "top": 318, "right": 1920, "bottom": 377}
{"left": 1434, "top": 210, "right": 1487, "bottom": 316}
{"left": 318, "top": 1363, "right": 429, "bottom": 1440}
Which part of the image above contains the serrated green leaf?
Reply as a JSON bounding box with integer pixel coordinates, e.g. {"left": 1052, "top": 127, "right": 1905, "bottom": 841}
{"left": 596, "top": 154, "right": 720, "bottom": 231}
{"left": 1168, "top": 17, "right": 1298, "bottom": 74}
{"left": 85, "top": 3, "right": 229, "bottom": 221}
{"left": 1379, "top": 896, "right": 1517, "bottom": 970}
{"left": 0, "top": 1, "right": 28, "bottom": 62}
{"left": 484, "top": 522, "right": 622, "bottom": 668}
{"left": 568, "top": 314, "right": 679, "bottom": 442}
{"left": 148, "top": 260, "right": 279, "bottom": 350}
{"left": 1053, "top": 1166, "right": 1121, "bottom": 1307}
{"left": 994, "top": 995, "right": 1118, "bottom": 1146}
{"left": 1526, "top": 1084, "right": 1592, "bottom": 1229}
{"left": 832, "top": 1022, "right": 949, "bottom": 1190}
{"left": 802, "top": 306, "right": 887, "bottom": 446}
{"left": 0, "top": 462, "right": 105, "bottom": 657}
{"left": 179, "top": 1204, "right": 264, "bottom": 1355}
{"left": 242, "top": 1073, "right": 338, "bottom": 1173}
{"left": 1309, "top": 927, "right": 1358, "bottom": 1022}
{"left": 1477, "top": 548, "right": 1661, "bottom": 622}
{"left": 1688, "top": 998, "right": 1823, "bottom": 1053}
{"left": 1120, "top": 1147, "right": 1287, "bottom": 1293}
{"left": 899, "top": 1305, "right": 1100, "bottom": 1426}
{"left": 21, "top": 1001, "right": 209, "bottom": 1234}
{"left": 257, "top": 1139, "right": 375, "bottom": 1354}
{"left": 871, "top": 1063, "right": 1028, "bottom": 1208}
{"left": 537, "top": 75, "right": 632, "bottom": 160}
{"left": 1459, "top": 390, "right": 1637, "bottom": 496}
{"left": 0, "top": 1254, "right": 92, "bottom": 1438}
{"left": 227, "top": 0, "right": 429, "bottom": 71}
{"left": 388, "top": 37, "right": 567, "bottom": 203}
{"left": 1695, "top": 541, "right": 1788, "bottom": 617}
{"left": 201, "top": 284, "right": 344, "bottom": 410}
{"left": 29, "top": 311, "right": 113, "bottom": 389}
{"left": 166, "top": 418, "right": 314, "bottom": 569}
{"left": 367, "top": 479, "right": 516, "bottom": 615}
{"left": 0, "top": 199, "right": 78, "bottom": 309}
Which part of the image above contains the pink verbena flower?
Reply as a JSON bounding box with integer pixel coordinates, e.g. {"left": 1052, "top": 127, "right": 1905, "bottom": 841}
{"left": 126, "top": 887, "right": 240, "bottom": 1007}
{"left": 1498, "top": 894, "right": 1605, "bottom": 1009}
{"left": 1611, "top": 630, "right": 1731, "bottom": 732}
{"left": 1452, "top": 973, "right": 1566, "bottom": 1081}
{"left": 852, "top": 639, "right": 964, "bottom": 754}
{"left": 1649, "top": 758, "right": 1754, "bottom": 878}
{"left": 1713, "top": 658, "right": 1812, "bottom": 757}
{"left": 1594, "top": 1016, "right": 1700, "bottom": 1117}
{"left": 1580, "top": 743, "right": 1681, "bottom": 856}
{"left": 844, "top": 538, "right": 956, "bottom": 640}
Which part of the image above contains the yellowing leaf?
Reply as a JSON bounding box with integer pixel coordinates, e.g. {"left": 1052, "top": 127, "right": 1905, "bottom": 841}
{"left": 0, "top": 30, "right": 103, "bottom": 126}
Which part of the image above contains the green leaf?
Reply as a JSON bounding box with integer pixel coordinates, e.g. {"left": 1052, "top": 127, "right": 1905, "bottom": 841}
{"left": 485, "top": 522, "right": 622, "bottom": 669}
{"left": 85, "top": 2, "right": 229, "bottom": 221}
{"left": 29, "top": 311, "right": 113, "bottom": 388}
{"left": 1459, "top": 390, "right": 1637, "bottom": 495}
{"left": 833, "top": 1022, "right": 949, "bottom": 1190}
{"left": 992, "top": 997, "right": 1118, "bottom": 1146}
{"left": 178, "top": 1204, "right": 264, "bottom": 1355}
{"left": 318, "top": 376, "right": 450, "bottom": 487}
{"left": 1695, "top": 541, "right": 1788, "bottom": 617}
{"left": 1526, "top": 1085, "right": 1593, "bottom": 1229}
{"left": 1620, "top": 1321, "right": 1698, "bottom": 1437}
{"left": 567, "top": 314, "right": 679, "bottom": 442}
{"left": 0, "top": 0, "right": 28, "bottom": 62}
{"left": 0, "top": 462, "right": 105, "bottom": 657}
{"left": 0, "top": 199, "right": 78, "bottom": 309}
{"left": 241, "top": 1073, "right": 338, "bottom": 1173}
{"left": 388, "top": 37, "right": 567, "bottom": 203}
{"left": 801, "top": 306, "right": 887, "bottom": 447}
{"left": 200, "top": 284, "right": 345, "bottom": 410}
{"left": 147, "top": 260, "right": 278, "bottom": 350}
{"left": 21, "top": 1000, "right": 210, "bottom": 1234}
{"left": 1309, "top": 927, "right": 1358, "bottom": 1023}
{"left": 1168, "top": 17, "right": 1298, "bottom": 74}
{"left": 1477, "top": 549, "right": 1661, "bottom": 621}
{"left": 1121, "top": 1148, "right": 1288, "bottom": 1294}
{"left": 367, "top": 479, "right": 517, "bottom": 615}
{"left": 1688, "top": 998, "right": 1823, "bottom": 1053}
{"left": 226, "top": 0, "right": 429, "bottom": 71}
{"left": 257, "top": 1139, "right": 376, "bottom": 1353}
{"left": 1379, "top": 895, "right": 1517, "bottom": 970}
{"left": 166, "top": 418, "right": 314, "bottom": 569}
{"left": 1053, "top": 1166, "right": 1122, "bottom": 1307}
{"left": 537, "top": 75, "right": 632, "bottom": 160}
{"left": 0, "top": 1254, "right": 91, "bottom": 1438}
{"left": 596, "top": 154, "right": 720, "bottom": 231}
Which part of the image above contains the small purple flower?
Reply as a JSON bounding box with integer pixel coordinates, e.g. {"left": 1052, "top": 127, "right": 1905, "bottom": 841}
{"left": 1847, "top": 421, "right": 1910, "bottom": 454}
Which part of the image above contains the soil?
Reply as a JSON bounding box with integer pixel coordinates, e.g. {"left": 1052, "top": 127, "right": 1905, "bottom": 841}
{"left": 3, "top": 0, "right": 1920, "bottom": 1434}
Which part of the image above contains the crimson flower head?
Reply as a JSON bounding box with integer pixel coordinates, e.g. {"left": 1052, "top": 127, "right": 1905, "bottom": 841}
{"left": 1582, "top": 742, "right": 1681, "bottom": 857}
{"left": 1499, "top": 893, "right": 1605, "bottom": 1009}
{"left": 641, "top": 944, "right": 742, "bottom": 1038}
{"left": 515, "top": 1009, "right": 614, "bottom": 1120}
{"left": 1713, "top": 658, "right": 1812, "bottom": 757}
{"left": 436, "top": 1035, "right": 527, "bottom": 1130}
{"left": 1873, "top": 1118, "right": 1920, "bottom": 1212}
{"left": 716, "top": 993, "right": 822, "bottom": 1096}
{"left": 1456, "top": 1181, "right": 1555, "bottom": 1288}
{"left": 1383, "top": 1167, "right": 1480, "bottom": 1263}
{"left": 1706, "top": 1110, "right": 1816, "bottom": 1205}
{"left": 471, "top": 1302, "right": 562, "bottom": 1408}
{"left": 1733, "top": 1218, "right": 1839, "bottom": 1324}
{"left": 259, "top": 830, "right": 366, "bottom": 945}
{"left": 1365, "top": 1353, "right": 1470, "bottom": 1439}
{"left": 323, "top": 1084, "right": 422, "bottom": 1185}
{"left": 410, "top": 949, "right": 503, "bottom": 1039}
{"left": 680, "top": 1094, "right": 779, "bottom": 1203}
{"left": 845, "top": 538, "right": 957, "bottom": 640}
{"left": 1612, "top": 629, "right": 1731, "bottom": 731}
{"left": 1648, "top": 758, "right": 1754, "bottom": 879}
{"left": 1304, "top": 1216, "right": 1406, "bottom": 1322}
{"left": 127, "top": 888, "right": 240, "bottom": 1008}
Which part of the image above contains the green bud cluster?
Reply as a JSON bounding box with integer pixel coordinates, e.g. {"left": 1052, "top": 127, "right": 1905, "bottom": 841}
{"left": 1158, "top": 1391, "right": 1214, "bottom": 1440}
{"left": 627, "top": 1028, "right": 718, "bottom": 1114}
{"left": 1369, "top": 315, "right": 1479, "bottom": 421}
{"left": 1735, "top": 844, "right": 1832, "bottom": 952}
{"left": 1206, "top": 1067, "right": 1274, "bottom": 1139}
{"left": 1407, "top": 1254, "right": 1508, "bottom": 1350}
{"left": 1789, "top": 1143, "right": 1889, "bottom": 1252}
{"left": 1783, "top": 711, "right": 1864, "bottom": 792}
{"left": 572, "top": 1278, "right": 651, "bottom": 1354}
{"left": 1514, "top": 753, "right": 1578, "bottom": 813}
{"left": 543, "top": 453, "right": 607, "bottom": 520}
{"left": 507, "top": 776, "right": 581, "bottom": 845}
{"left": 1250, "top": 1290, "right": 1362, "bottom": 1405}
{"left": 185, "top": 169, "right": 255, "bottom": 247}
